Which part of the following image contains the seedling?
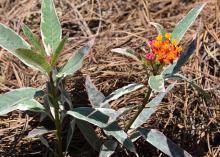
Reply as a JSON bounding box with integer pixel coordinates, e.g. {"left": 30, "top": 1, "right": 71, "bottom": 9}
{"left": 0, "top": 0, "right": 94, "bottom": 156}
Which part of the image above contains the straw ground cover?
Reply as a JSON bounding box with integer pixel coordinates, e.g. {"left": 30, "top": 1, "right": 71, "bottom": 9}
{"left": 0, "top": 0, "right": 219, "bottom": 156}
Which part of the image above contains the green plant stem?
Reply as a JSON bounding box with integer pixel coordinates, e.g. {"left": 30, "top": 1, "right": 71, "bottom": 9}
{"left": 49, "top": 73, "right": 63, "bottom": 157}
{"left": 124, "top": 87, "right": 152, "bottom": 132}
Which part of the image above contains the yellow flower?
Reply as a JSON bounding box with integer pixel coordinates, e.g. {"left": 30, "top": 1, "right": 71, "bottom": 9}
{"left": 164, "top": 33, "right": 171, "bottom": 39}
{"left": 172, "top": 40, "right": 178, "bottom": 45}
{"left": 156, "top": 34, "right": 163, "bottom": 41}
{"left": 176, "top": 46, "right": 182, "bottom": 52}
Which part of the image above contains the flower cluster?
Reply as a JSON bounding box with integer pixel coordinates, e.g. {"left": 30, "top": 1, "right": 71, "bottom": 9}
{"left": 146, "top": 33, "right": 182, "bottom": 64}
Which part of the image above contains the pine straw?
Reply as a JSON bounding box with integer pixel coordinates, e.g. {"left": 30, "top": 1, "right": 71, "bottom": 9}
{"left": 0, "top": 0, "right": 219, "bottom": 156}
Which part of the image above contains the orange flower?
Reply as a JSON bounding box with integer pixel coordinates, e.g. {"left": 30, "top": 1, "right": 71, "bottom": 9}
{"left": 148, "top": 33, "right": 182, "bottom": 64}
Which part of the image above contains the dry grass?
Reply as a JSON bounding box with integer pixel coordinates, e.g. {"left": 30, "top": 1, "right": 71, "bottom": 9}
{"left": 0, "top": 0, "right": 219, "bottom": 156}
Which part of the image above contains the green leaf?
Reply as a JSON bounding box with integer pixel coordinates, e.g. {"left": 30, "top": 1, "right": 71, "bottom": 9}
{"left": 67, "top": 107, "right": 109, "bottom": 128}
{"left": 99, "top": 139, "right": 118, "bottom": 157}
{"left": 22, "top": 24, "right": 46, "bottom": 57}
{"left": 150, "top": 22, "right": 165, "bottom": 35}
{"left": 131, "top": 83, "right": 175, "bottom": 129}
{"left": 96, "top": 106, "right": 135, "bottom": 123}
{"left": 101, "top": 83, "right": 144, "bottom": 106}
{"left": 97, "top": 106, "right": 137, "bottom": 124}
{"left": 113, "top": 105, "right": 137, "bottom": 121}
{"left": 104, "top": 122, "right": 137, "bottom": 155}
{"left": 15, "top": 48, "right": 51, "bottom": 73}
{"left": 51, "top": 36, "right": 67, "bottom": 66}
{"left": 57, "top": 39, "right": 94, "bottom": 78}
{"left": 148, "top": 75, "right": 165, "bottom": 92}
{"left": 111, "top": 48, "right": 140, "bottom": 61}
{"left": 41, "top": 0, "right": 62, "bottom": 54}
{"left": 171, "top": 4, "right": 205, "bottom": 43}
{"left": 0, "top": 23, "right": 30, "bottom": 54}
{"left": 138, "top": 128, "right": 192, "bottom": 157}
{"left": 85, "top": 76, "right": 109, "bottom": 108}
{"left": 17, "top": 99, "right": 46, "bottom": 113}
{"left": 77, "top": 120, "right": 102, "bottom": 151}
{"left": 0, "top": 88, "right": 43, "bottom": 115}
{"left": 96, "top": 108, "right": 116, "bottom": 123}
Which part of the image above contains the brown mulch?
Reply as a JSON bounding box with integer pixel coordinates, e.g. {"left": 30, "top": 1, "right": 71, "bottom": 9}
{"left": 0, "top": 0, "right": 219, "bottom": 157}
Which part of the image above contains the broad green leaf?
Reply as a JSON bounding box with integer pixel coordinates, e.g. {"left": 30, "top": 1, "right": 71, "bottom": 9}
{"left": 96, "top": 106, "right": 137, "bottom": 123}
{"left": 41, "top": 0, "right": 62, "bottom": 54}
{"left": 150, "top": 22, "right": 165, "bottom": 35}
{"left": 101, "top": 83, "right": 144, "bottom": 106}
{"left": 67, "top": 107, "right": 109, "bottom": 128}
{"left": 77, "top": 120, "right": 102, "bottom": 151}
{"left": 104, "top": 122, "right": 137, "bottom": 155}
{"left": 148, "top": 75, "right": 165, "bottom": 92}
{"left": 111, "top": 48, "right": 140, "bottom": 61}
{"left": 0, "top": 88, "right": 43, "bottom": 115}
{"left": 99, "top": 139, "right": 118, "bottom": 157}
{"left": 85, "top": 76, "right": 109, "bottom": 108}
{"left": 171, "top": 4, "right": 205, "bottom": 43}
{"left": 96, "top": 108, "right": 116, "bottom": 123}
{"left": 22, "top": 24, "right": 46, "bottom": 57}
{"left": 51, "top": 36, "right": 67, "bottom": 66}
{"left": 27, "top": 126, "right": 51, "bottom": 138}
{"left": 0, "top": 23, "right": 30, "bottom": 54}
{"left": 113, "top": 105, "right": 137, "bottom": 121}
{"left": 17, "top": 99, "right": 46, "bottom": 112}
{"left": 138, "top": 128, "right": 192, "bottom": 157}
{"left": 131, "top": 83, "right": 175, "bottom": 129}
{"left": 57, "top": 39, "right": 94, "bottom": 78}
{"left": 15, "top": 48, "right": 51, "bottom": 73}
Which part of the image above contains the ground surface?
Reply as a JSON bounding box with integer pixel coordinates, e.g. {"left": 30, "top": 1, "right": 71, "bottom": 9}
{"left": 0, "top": 0, "right": 219, "bottom": 157}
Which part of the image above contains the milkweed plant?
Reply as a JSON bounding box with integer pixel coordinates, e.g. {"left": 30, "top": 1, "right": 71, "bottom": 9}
{"left": 0, "top": 0, "right": 207, "bottom": 157}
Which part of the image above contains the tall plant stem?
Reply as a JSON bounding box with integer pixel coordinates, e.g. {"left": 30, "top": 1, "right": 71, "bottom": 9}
{"left": 124, "top": 87, "right": 152, "bottom": 132}
{"left": 49, "top": 73, "right": 63, "bottom": 157}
